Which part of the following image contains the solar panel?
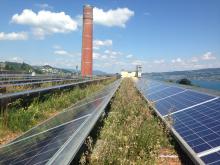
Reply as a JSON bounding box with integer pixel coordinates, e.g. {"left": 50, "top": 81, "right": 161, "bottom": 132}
{"left": 145, "top": 84, "right": 169, "bottom": 95}
{"left": 0, "top": 79, "right": 121, "bottom": 164}
{"left": 201, "top": 151, "right": 220, "bottom": 165}
{"left": 135, "top": 79, "right": 161, "bottom": 92}
{"left": 155, "top": 90, "right": 215, "bottom": 116}
{"left": 0, "top": 78, "right": 110, "bottom": 110}
{"left": 135, "top": 78, "right": 220, "bottom": 164}
{"left": 0, "top": 117, "right": 87, "bottom": 164}
{"left": 148, "top": 86, "right": 185, "bottom": 102}
{"left": 171, "top": 98, "right": 220, "bottom": 153}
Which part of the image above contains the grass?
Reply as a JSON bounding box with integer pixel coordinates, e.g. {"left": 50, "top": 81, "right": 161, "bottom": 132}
{"left": 81, "top": 78, "right": 178, "bottom": 164}
{"left": 0, "top": 78, "right": 115, "bottom": 145}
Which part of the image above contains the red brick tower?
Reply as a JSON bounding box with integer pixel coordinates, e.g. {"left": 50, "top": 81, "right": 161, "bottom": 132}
{"left": 81, "top": 5, "right": 93, "bottom": 77}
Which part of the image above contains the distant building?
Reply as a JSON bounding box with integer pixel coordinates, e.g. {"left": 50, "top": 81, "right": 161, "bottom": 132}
{"left": 121, "top": 65, "right": 142, "bottom": 78}
{"left": 136, "top": 65, "right": 142, "bottom": 78}
{"left": 121, "top": 71, "right": 136, "bottom": 78}
{"left": 0, "top": 62, "right": 6, "bottom": 70}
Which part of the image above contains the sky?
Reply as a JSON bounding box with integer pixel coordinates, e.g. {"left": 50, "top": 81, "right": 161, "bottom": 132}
{"left": 0, "top": 0, "right": 220, "bottom": 73}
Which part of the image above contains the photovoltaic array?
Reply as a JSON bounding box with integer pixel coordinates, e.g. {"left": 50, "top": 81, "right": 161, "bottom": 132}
{"left": 0, "top": 79, "right": 121, "bottom": 165}
{"left": 136, "top": 78, "right": 220, "bottom": 165}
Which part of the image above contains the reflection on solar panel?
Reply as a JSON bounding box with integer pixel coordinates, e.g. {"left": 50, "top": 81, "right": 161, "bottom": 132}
{"left": 0, "top": 79, "right": 121, "bottom": 165}
{"left": 135, "top": 78, "right": 220, "bottom": 165}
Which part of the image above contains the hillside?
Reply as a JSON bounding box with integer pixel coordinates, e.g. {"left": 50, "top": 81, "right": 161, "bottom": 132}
{"left": 143, "top": 68, "right": 220, "bottom": 81}
{"left": 0, "top": 61, "right": 107, "bottom": 75}
{"left": 0, "top": 61, "right": 42, "bottom": 74}
{"left": 0, "top": 61, "right": 74, "bottom": 74}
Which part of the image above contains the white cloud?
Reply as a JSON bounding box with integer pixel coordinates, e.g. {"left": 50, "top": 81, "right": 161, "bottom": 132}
{"left": 93, "top": 46, "right": 100, "bottom": 50}
{"left": 11, "top": 9, "right": 78, "bottom": 39}
{"left": 171, "top": 58, "right": 183, "bottom": 63}
{"left": 93, "top": 7, "right": 134, "bottom": 27}
{"left": 53, "top": 49, "right": 80, "bottom": 57}
{"left": 93, "top": 39, "right": 112, "bottom": 47}
{"left": 154, "top": 59, "right": 165, "bottom": 64}
{"left": 35, "top": 3, "right": 53, "bottom": 10}
{"left": 201, "top": 52, "right": 216, "bottom": 60}
{"left": 0, "top": 32, "right": 28, "bottom": 40}
{"left": 126, "top": 54, "right": 133, "bottom": 58}
{"left": 53, "top": 45, "right": 62, "bottom": 50}
{"left": 11, "top": 57, "right": 24, "bottom": 63}
{"left": 191, "top": 57, "right": 198, "bottom": 63}
{"left": 131, "top": 60, "right": 144, "bottom": 66}
{"left": 54, "top": 50, "right": 69, "bottom": 56}
{"left": 101, "top": 55, "right": 108, "bottom": 59}
{"left": 93, "top": 52, "right": 100, "bottom": 59}
{"left": 104, "top": 50, "right": 122, "bottom": 59}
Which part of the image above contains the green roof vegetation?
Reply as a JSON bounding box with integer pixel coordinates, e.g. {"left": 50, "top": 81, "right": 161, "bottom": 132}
{"left": 0, "top": 78, "right": 115, "bottom": 145}
{"left": 80, "top": 78, "right": 180, "bottom": 164}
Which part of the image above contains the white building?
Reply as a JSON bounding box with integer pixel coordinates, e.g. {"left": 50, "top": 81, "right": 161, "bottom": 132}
{"left": 120, "top": 71, "right": 136, "bottom": 78}
{"left": 121, "top": 65, "right": 142, "bottom": 78}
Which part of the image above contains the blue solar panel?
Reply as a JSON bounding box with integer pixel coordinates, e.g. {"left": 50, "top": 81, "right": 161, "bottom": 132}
{"left": 143, "top": 84, "right": 169, "bottom": 95}
{"left": 0, "top": 117, "right": 87, "bottom": 164}
{"left": 135, "top": 78, "right": 220, "bottom": 164}
{"left": 14, "top": 95, "right": 107, "bottom": 141}
{"left": 155, "top": 90, "right": 215, "bottom": 116}
{"left": 171, "top": 98, "right": 220, "bottom": 153}
{"left": 201, "top": 151, "right": 220, "bottom": 165}
{"left": 148, "top": 86, "right": 185, "bottom": 101}
{"left": 0, "top": 79, "right": 121, "bottom": 164}
{"left": 136, "top": 79, "right": 162, "bottom": 92}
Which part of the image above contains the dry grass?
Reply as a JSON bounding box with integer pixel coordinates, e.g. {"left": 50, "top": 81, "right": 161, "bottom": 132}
{"left": 82, "top": 78, "right": 181, "bottom": 165}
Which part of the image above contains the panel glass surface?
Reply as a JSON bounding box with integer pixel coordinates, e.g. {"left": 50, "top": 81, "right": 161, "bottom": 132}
{"left": 14, "top": 80, "right": 118, "bottom": 141}
{"left": 0, "top": 117, "right": 86, "bottom": 165}
{"left": 136, "top": 78, "right": 220, "bottom": 164}
{"left": 155, "top": 90, "right": 215, "bottom": 116}
{"left": 0, "top": 79, "right": 120, "bottom": 165}
{"left": 201, "top": 151, "right": 220, "bottom": 165}
{"left": 148, "top": 86, "right": 185, "bottom": 101}
{"left": 171, "top": 98, "right": 220, "bottom": 154}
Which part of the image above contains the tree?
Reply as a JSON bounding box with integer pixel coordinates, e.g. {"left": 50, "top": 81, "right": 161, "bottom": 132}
{"left": 177, "top": 78, "right": 192, "bottom": 85}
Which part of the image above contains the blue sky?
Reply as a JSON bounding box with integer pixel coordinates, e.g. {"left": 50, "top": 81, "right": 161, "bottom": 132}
{"left": 0, "top": 0, "right": 220, "bottom": 73}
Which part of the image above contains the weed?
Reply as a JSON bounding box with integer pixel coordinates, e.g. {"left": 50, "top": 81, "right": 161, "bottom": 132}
{"left": 0, "top": 78, "right": 115, "bottom": 144}
{"left": 87, "top": 78, "right": 174, "bottom": 164}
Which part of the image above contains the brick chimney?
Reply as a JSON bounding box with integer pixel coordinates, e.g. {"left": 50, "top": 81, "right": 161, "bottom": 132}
{"left": 81, "top": 5, "right": 93, "bottom": 77}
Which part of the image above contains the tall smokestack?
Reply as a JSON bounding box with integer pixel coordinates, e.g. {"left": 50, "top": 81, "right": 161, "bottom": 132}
{"left": 81, "top": 5, "right": 93, "bottom": 77}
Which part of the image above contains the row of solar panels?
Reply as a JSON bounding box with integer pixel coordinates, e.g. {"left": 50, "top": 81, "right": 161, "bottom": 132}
{"left": 0, "top": 78, "right": 110, "bottom": 111}
{"left": 0, "top": 78, "right": 80, "bottom": 85}
{"left": 135, "top": 79, "right": 220, "bottom": 165}
{"left": 0, "top": 78, "right": 79, "bottom": 88}
{"left": 0, "top": 79, "right": 121, "bottom": 165}
{"left": 0, "top": 74, "right": 68, "bottom": 78}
